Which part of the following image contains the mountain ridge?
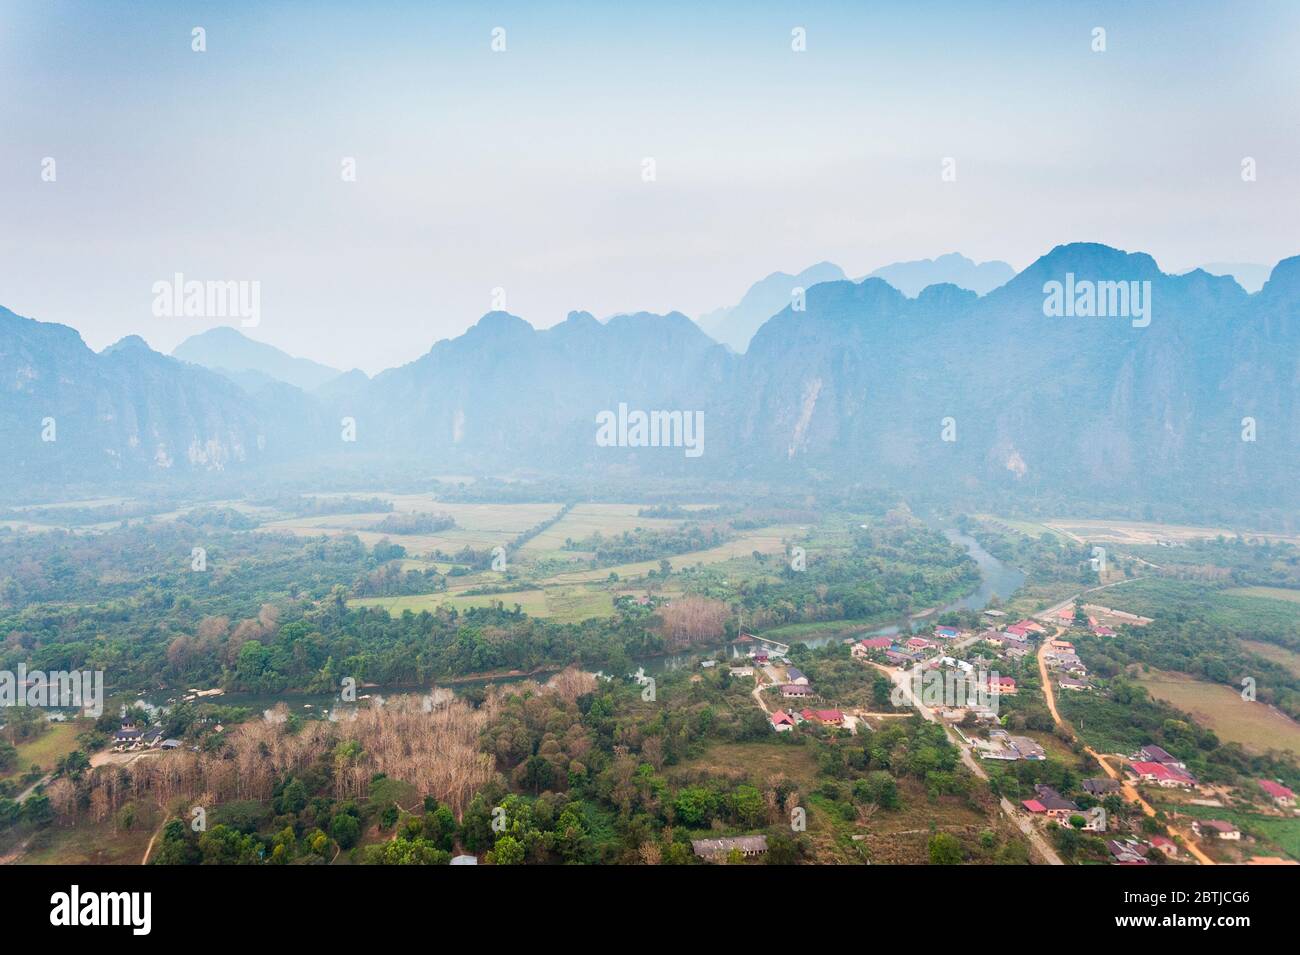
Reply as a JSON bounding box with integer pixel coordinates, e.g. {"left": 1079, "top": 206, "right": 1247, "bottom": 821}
{"left": 3, "top": 244, "right": 1297, "bottom": 511}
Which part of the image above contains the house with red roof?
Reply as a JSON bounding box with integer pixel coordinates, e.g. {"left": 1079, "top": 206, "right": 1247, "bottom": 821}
{"left": 852, "top": 636, "right": 892, "bottom": 659}
{"left": 1021, "top": 799, "right": 1046, "bottom": 814}
{"left": 1193, "top": 819, "right": 1241, "bottom": 841}
{"left": 1091, "top": 624, "right": 1116, "bottom": 637}
{"left": 988, "top": 675, "right": 1017, "bottom": 695}
{"left": 905, "top": 637, "right": 932, "bottom": 651}
{"left": 1014, "top": 620, "right": 1047, "bottom": 634}
{"left": 1149, "top": 835, "right": 1179, "bottom": 858}
{"left": 1138, "top": 744, "right": 1184, "bottom": 768}
{"left": 1129, "top": 761, "right": 1195, "bottom": 788}
{"left": 800, "top": 708, "right": 845, "bottom": 728}
{"left": 1258, "top": 779, "right": 1296, "bottom": 808}
{"left": 770, "top": 710, "right": 796, "bottom": 733}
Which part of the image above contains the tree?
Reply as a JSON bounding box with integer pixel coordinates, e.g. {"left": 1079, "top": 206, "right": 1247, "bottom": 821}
{"left": 423, "top": 805, "right": 458, "bottom": 851}
{"left": 729, "top": 785, "right": 765, "bottom": 828}
{"left": 330, "top": 812, "right": 361, "bottom": 849}
{"left": 152, "top": 820, "right": 200, "bottom": 865}
{"left": 198, "top": 824, "right": 260, "bottom": 865}
{"left": 24, "top": 794, "right": 54, "bottom": 827}
{"left": 0, "top": 740, "right": 17, "bottom": 773}
{"left": 0, "top": 798, "right": 22, "bottom": 831}
{"left": 673, "top": 786, "right": 718, "bottom": 827}
{"left": 856, "top": 771, "right": 899, "bottom": 810}
{"left": 928, "top": 832, "right": 962, "bottom": 865}
{"left": 489, "top": 834, "right": 525, "bottom": 865}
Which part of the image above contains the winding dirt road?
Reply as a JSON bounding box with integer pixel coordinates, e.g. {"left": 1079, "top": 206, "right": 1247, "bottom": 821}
{"left": 1035, "top": 630, "right": 1214, "bottom": 865}
{"left": 870, "top": 660, "right": 1064, "bottom": 865}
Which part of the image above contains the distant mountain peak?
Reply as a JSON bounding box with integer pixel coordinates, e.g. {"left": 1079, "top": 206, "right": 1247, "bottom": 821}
{"left": 1187, "top": 262, "right": 1275, "bottom": 295}
{"left": 469, "top": 311, "right": 533, "bottom": 336}
{"left": 172, "top": 326, "right": 342, "bottom": 393}
{"left": 102, "top": 334, "right": 153, "bottom": 355}
{"left": 1259, "top": 255, "right": 1300, "bottom": 303}
{"left": 696, "top": 262, "right": 848, "bottom": 351}
{"left": 860, "top": 253, "right": 1015, "bottom": 298}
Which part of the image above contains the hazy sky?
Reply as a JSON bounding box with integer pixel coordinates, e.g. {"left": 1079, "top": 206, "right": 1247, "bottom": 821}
{"left": 2, "top": 1, "right": 1297, "bottom": 373}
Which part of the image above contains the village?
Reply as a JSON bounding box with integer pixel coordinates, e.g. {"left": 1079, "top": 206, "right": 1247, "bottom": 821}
{"left": 694, "top": 596, "right": 1299, "bottom": 866}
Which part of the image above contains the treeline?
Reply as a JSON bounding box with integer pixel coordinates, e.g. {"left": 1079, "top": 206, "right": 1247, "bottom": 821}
{"left": 1125, "top": 537, "right": 1300, "bottom": 589}
{"left": 687, "top": 519, "right": 980, "bottom": 630}
{"left": 563, "top": 523, "right": 729, "bottom": 564}
{"left": 366, "top": 512, "right": 456, "bottom": 535}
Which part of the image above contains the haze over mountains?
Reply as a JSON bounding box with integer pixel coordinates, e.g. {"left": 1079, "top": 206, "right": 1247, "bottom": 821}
{"left": 697, "top": 254, "right": 1016, "bottom": 352}
{"left": 4, "top": 243, "right": 1297, "bottom": 514}
{"left": 173, "top": 326, "right": 352, "bottom": 394}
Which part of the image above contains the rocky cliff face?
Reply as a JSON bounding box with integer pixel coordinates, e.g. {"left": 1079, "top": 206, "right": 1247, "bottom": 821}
{"left": 4, "top": 244, "right": 1297, "bottom": 509}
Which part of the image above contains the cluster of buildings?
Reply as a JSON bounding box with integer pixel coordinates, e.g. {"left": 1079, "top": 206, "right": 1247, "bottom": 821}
{"left": 1127, "top": 744, "right": 1197, "bottom": 788}
{"left": 977, "top": 728, "right": 1045, "bottom": 762}
{"left": 981, "top": 629, "right": 1032, "bottom": 660}
{"left": 1043, "top": 638, "right": 1088, "bottom": 680}
{"left": 850, "top": 624, "right": 973, "bottom": 668}
{"left": 112, "top": 721, "right": 182, "bottom": 753}
{"left": 1051, "top": 606, "right": 1115, "bottom": 636}
{"left": 1021, "top": 784, "right": 1106, "bottom": 832}
{"left": 770, "top": 707, "right": 847, "bottom": 732}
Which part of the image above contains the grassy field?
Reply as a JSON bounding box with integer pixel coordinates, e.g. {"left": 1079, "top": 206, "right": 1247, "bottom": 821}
{"left": 261, "top": 501, "right": 564, "bottom": 557}
{"left": 346, "top": 506, "right": 807, "bottom": 624}
{"left": 0, "top": 721, "right": 82, "bottom": 782}
{"left": 519, "top": 503, "right": 687, "bottom": 554}
{"left": 1135, "top": 668, "right": 1300, "bottom": 757}
{"left": 546, "top": 525, "right": 805, "bottom": 584}
{"left": 1241, "top": 640, "right": 1300, "bottom": 679}
{"left": 1098, "top": 578, "right": 1300, "bottom": 632}
{"left": 351, "top": 584, "right": 615, "bottom": 624}
{"left": 1228, "top": 586, "right": 1300, "bottom": 604}
{"left": 1150, "top": 799, "right": 1300, "bottom": 861}
{"left": 667, "top": 740, "right": 821, "bottom": 792}
{"left": 15, "top": 808, "right": 161, "bottom": 864}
